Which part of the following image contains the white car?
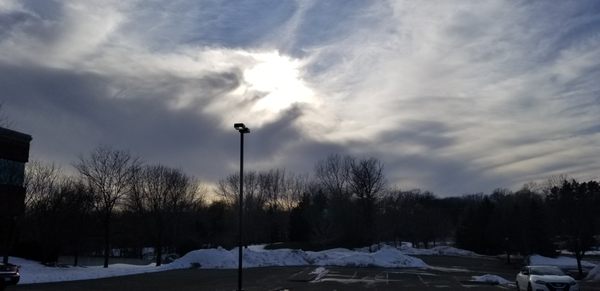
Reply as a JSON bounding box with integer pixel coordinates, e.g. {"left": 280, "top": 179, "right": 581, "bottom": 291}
{"left": 516, "top": 265, "right": 579, "bottom": 291}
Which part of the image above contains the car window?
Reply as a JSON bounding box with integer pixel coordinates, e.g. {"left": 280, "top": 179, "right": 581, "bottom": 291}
{"left": 530, "top": 266, "right": 565, "bottom": 276}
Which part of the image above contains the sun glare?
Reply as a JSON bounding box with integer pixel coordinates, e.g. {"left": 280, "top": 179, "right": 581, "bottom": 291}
{"left": 242, "top": 51, "right": 316, "bottom": 117}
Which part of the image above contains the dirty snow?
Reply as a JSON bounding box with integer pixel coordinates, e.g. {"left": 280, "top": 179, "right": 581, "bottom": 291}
{"left": 528, "top": 255, "right": 596, "bottom": 268}
{"left": 585, "top": 264, "right": 600, "bottom": 282}
{"left": 307, "top": 245, "right": 428, "bottom": 268}
{"left": 309, "top": 267, "right": 329, "bottom": 281}
{"left": 472, "top": 274, "right": 511, "bottom": 285}
{"left": 356, "top": 243, "right": 480, "bottom": 257}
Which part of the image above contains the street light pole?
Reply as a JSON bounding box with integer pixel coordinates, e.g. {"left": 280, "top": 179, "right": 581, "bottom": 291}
{"left": 234, "top": 123, "right": 249, "bottom": 291}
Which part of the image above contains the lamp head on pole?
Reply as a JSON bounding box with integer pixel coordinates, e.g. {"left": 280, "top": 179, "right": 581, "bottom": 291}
{"left": 234, "top": 123, "right": 250, "bottom": 134}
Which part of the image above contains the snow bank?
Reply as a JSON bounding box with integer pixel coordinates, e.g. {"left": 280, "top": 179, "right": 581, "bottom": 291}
{"left": 585, "top": 264, "right": 600, "bottom": 282}
{"left": 242, "top": 248, "right": 308, "bottom": 267}
{"left": 401, "top": 245, "right": 479, "bottom": 257}
{"left": 13, "top": 245, "right": 428, "bottom": 284}
{"left": 167, "top": 247, "right": 235, "bottom": 269}
{"left": 529, "top": 255, "right": 596, "bottom": 268}
{"left": 10, "top": 257, "right": 160, "bottom": 284}
{"left": 13, "top": 243, "right": 484, "bottom": 285}
{"left": 306, "top": 246, "right": 427, "bottom": 268}
{"left": 472, "top": 274, "right": 511, "bottom": 285}
{"left": 356, "top": 243, "right": 479, "bottom": 257}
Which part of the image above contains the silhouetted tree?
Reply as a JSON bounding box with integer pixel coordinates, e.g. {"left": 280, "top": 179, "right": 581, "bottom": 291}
{"left": 547, "top": 180, "right": 598, "bottom": 277}
{"left": 16, "top": 161, "right": 62, "bottom": 262}
{"left": 456, "top": 195, "right": 496, "bottom": 254}
{"left": 313, "top": 154, "right": 357, "bottom": 246}
{"left": 62, "top": 179, "right": 94, "bottom": 266}
{"left": 75, "top": 146, "right": 140, "bottom": 268}
{"left": 349, "top": 157, "right": 385, "bottom": 250}
{"left": 130, "top": 165, "right": 198, "bottom": 266}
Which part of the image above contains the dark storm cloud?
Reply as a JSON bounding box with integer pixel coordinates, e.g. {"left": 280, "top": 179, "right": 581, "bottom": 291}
{"left": 0, "top": 62, "right": 235, "bottom": 181}
{"left": 0, "top": 61, "right": 344, "bottom": 182}
{"left": 245, "top": 105, "right": 351, "bottom": 174}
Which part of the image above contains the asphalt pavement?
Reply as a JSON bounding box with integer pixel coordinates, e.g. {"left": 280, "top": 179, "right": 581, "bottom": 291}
{"left": 10, "top": 256, "right": 600, "bottom": 291}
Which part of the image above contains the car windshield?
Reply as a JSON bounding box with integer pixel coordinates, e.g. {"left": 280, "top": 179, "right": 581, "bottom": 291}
{"left": 530, "top": 266, "right": 565, "bottom": 276}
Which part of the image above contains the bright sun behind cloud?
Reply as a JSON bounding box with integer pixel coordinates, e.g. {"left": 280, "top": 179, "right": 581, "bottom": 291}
{"left": 241, "top": 51, "right": 317, "bottom": 119}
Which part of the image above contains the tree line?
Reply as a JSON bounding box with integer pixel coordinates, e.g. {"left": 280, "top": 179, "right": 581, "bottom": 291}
{"left": 7, "top": 147, "right": 600, "bottom": 276}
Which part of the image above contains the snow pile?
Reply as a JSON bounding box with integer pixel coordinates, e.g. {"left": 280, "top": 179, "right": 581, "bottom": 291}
{"left": 400, "top": 245, "right": 479, "bottom": 257}
{"left": 306, "top": 246, "right": 427, "bottom": 268}
{"left": 167, "top": 247, "right": 236, "bottom": 269}
{"left": 168, "top": 247, "right": 307, "bottom": 269}
{"left": 242, "top": 248, "right": 308, "bottom": 267}
{"left": 12, "top": 245, "right": 429, "bottom": 284}
{"left": 472, "top": 274, "right": 511, "bottom": 285}
{"left": 11, "top": 257, "right": 160, "bottom": 284}
{"left": 356, "top": 243, "right": 479, "bottom": 257}
{"left": 529, "top": 255, "right": 596, "bottom": 268}
{"left": 585, "top": 264, "right": 600, "bottom": 282}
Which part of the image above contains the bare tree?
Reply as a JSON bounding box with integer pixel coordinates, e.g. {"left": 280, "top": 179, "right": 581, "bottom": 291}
{"left": 130, "top": 165, "right": 198, "bottom": 266}
{"left": 2, "top": 161, "right": 61, "bottom": 264}
{"left": 314, "top": 154, "right": 353, "bottom": 199}
{"left": 20, "top": 163, "right": 93, "bottom": 264}
{"left": 61, "top": 178, "right": 94, "bottom": 266}
{"left": 75, "top": 146, "right": 140, "bottom": 268}
{"left": 216, "top": 171, "right": 261, "bottom": 207}
{"left": 280, "top": 173, "right": 309, "bottom": 211}
{"left": 349, "top": 157, "right": 385, "bottom": 250}
{"left": 23, "top": 161, "right": 61, "bottom": 211}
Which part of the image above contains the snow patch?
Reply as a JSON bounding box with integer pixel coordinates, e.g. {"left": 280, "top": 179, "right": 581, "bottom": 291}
{"left": 472, "top": 274, "right": 511, "bottom": 285}
{"left": 309, "top": 267, "right": 329, "bottom": 281}
{"left": 585, "top": 264, "right": 600, "bottom": 282}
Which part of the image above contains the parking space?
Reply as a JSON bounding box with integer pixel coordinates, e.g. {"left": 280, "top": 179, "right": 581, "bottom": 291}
{"left": 306, "top": 266, "right": 513, "bottom": 290}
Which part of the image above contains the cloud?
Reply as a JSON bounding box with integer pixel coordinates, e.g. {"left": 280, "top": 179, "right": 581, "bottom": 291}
{"left": 1, "top": 1, "right": 599, "bottom": 195}
{"left": 295, "top": 1, "right": 600, "bottom": 192}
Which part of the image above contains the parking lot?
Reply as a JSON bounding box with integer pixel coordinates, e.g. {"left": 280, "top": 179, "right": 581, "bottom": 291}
{"left": 11, "top": 256, "right": 600, "bottom": 291}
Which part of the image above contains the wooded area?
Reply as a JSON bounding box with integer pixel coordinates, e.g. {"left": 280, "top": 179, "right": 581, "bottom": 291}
{"left": 6, "top": 147, "right": 600, "bottom": 276}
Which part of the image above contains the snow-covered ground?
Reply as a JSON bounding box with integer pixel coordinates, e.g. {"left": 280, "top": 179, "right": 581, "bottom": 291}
{"left": 22, "top": 245, "right": 596, "bottom": 285}
{"left": 13, "top": 244, "right": 434, "bottom": 284}
{"left": 9, "top": 257, "right": 164, "bottom": 284}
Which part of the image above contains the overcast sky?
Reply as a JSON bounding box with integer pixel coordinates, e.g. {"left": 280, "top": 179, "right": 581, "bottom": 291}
{"left": 1, "top": 0, "right": 599, "bottom": 196}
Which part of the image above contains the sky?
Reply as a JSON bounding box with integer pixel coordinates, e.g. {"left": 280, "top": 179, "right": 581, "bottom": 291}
{"left": 1, "top": 0, "right": 599, "bottom": 196}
